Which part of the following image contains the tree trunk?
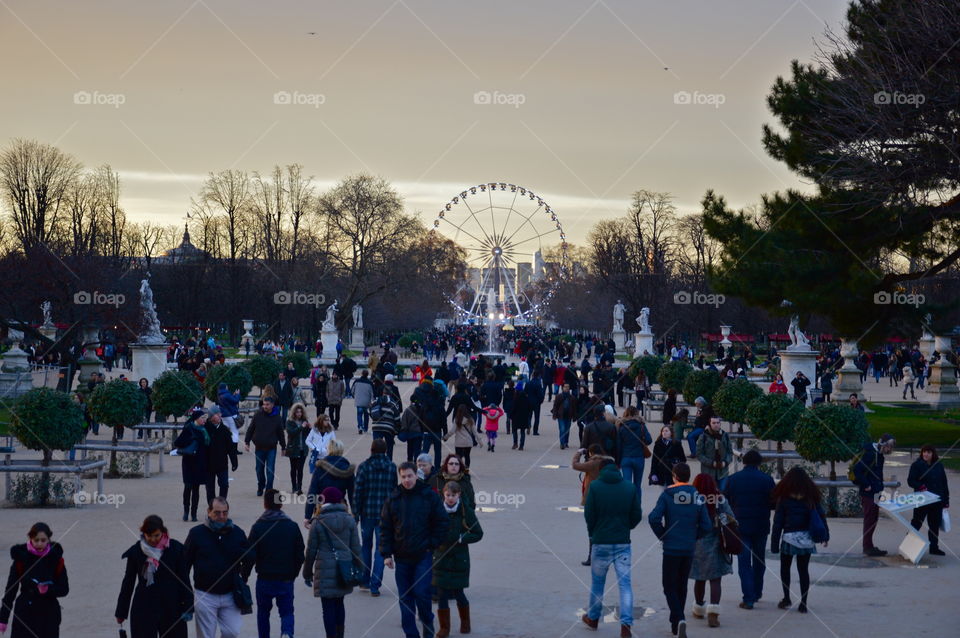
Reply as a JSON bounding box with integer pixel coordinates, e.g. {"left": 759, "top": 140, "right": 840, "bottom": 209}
{"left": 39, "top": 449, "right": 52, "bottom": 507}
{"left": 828, "top": 461, "right": 838, "bottom": 517}
{"left": 110, "top": 427, "right": 119, "bottom": 476}
{"left": 777, "top": 441, "right": 785, "bottom": 479}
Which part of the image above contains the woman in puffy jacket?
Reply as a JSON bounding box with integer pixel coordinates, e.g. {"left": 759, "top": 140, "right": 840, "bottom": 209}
{"left": 303, "top": 487, "right": 361, "bottom": 638}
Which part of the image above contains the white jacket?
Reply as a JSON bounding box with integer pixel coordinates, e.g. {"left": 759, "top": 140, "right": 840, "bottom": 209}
{"left": 306, "top": 429, "right": 337, "bottom": 456}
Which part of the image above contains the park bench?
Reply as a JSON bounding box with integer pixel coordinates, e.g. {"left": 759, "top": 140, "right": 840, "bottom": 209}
{"left": 74, "top": 440, "right": 166, "bottom": 477}
{"left": 1, "top": 456, "right": 107, "bottom": 507}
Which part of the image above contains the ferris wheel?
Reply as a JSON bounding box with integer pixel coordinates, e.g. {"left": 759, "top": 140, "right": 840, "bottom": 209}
{"left": 431, "top": 182, "right": 567, "bottom": 324}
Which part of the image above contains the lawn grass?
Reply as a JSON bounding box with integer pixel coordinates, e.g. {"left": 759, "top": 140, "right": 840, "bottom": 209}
{"left": 865, "top": 403, "right": 960, "bottom": 448}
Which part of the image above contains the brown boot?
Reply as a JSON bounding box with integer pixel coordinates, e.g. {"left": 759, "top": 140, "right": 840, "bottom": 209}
{"left": 707, "top": 604, "right": 720, "bottom": 627}
{"left": 437, "top": 608, "right": 451, "bottom": 638}
{"left": 458, "top": 604, "right": 472, "bottom": 633}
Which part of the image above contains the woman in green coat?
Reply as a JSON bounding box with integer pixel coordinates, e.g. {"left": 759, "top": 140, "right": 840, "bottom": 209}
{"left": 433, "top": 481, "right": 483, "bottom": 638}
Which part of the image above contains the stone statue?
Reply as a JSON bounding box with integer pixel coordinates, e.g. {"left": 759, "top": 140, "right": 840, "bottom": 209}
{"left": 40, "top": 301, "right": 53, "bottom": 328}
{"left": 138, "top": 277, "right": 165, "bottom": 344}
{"left": 786, "top": 314, "right": 811, "bottom": 351}
{"left": 352, "top": 304, "right": 364, "bottom": 329}
{"left": 636, "top": 307, "right": 651, "bottom": 333}
{"left": 613, "top": 300, "right": 625, "bottom": 332}
{"left": 323, "top": 299, "right": 339, "bottom": 331}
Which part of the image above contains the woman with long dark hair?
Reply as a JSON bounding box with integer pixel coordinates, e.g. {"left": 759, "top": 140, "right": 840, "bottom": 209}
{"left": 770, "top": 466, "right": 829, "bottom": 613}
{"left": 115, "top": 515, "right": 192, "bottom": 637}
{"left": 1, "top": 522, "right": 69, "bottom": 638}
{"left": 649, "top": 425, "right": 685, "bottom": 487}
{"left": 285, "top": 403, "right": 311, "bottom": 494}
{"left": 689, "top": 473, "right": 736, "bottom": 627}
{"left": 908, "top": 444, "right": 949, "bottom": 555}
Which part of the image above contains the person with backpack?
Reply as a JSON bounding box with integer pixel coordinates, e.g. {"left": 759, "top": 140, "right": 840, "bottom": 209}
{"left": 852, "top": 433, "right": 896, "bottom": 556}
{"left": 551, "top": 382, "right": 577, "bottom": 450}
{"left": 689, "top": 474, "right": 736, "bottom": 628}
{"left": 770, "top": 467, "right": 829, "bottom": 613}
{"left": 1, "top": 523, "right": 69, "bottom": 638}
{"left": 616, "top": 406, "right": 652, "bottom": 503}
{"left": 581, "top": 405, "right": 619, "bottom": 459}
{"left": 414, "top": 377, "right": 447, "bottom": 469}
{"left": 398, "top": 403, "right": 424, "bottom": 463}
{"left": 115, "top": 515, "right": 192, "bottom": 638}
{"left": 371, "top": 390, "right": 401, "bottom": 460}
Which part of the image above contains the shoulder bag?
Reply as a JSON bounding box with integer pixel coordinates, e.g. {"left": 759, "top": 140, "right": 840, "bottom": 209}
{"left": 320, "top": 519, "right": 363, "bottom": 588}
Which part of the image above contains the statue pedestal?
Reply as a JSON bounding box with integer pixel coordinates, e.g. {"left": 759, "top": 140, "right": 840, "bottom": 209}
{"left": 634, "top": 331, "right": 654, "bottom": 357}
{"left": 926, "top": 335, "right": 960, "bottom": 409}
{"left": 38, "top": 325, "right": 57, "bottom": 341}
{"left": 321, "top": 330, "right": 339, "bottom": 359}
{"left": 611, "top": 330, "right": 626, "bottom": 353}
{"left": 919, "top": 332, "right": 935, "bottom": 360}
{"left": 835, "top": 337, "right": 863, "bottom": 397}
{"left": 349, "top": 328, "right": 364, "bottom": 351}
{"left": 0, "top": 345, "right": 33, "bottom": 398}
{"left": 241, "top": 319, "right": 254, "bottom": 351}
{"left": 779, "top": 348, "right": 818, "bottom": 406}
{"left": 131, "top": 342, "right": 168, "bottom": 385}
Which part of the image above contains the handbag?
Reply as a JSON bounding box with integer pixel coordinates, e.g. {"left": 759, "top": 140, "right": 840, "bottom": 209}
{"left": 808, "top": 505, "right": 828, "bottom": 544}
{"left": 320, "top": 520, "right": 363, "bottom": 588}
{"left": 232, "top": 573, "right": 253, "bottom": 615}
{"left": 717, "top": 508, "right": 743, "bottom": 556}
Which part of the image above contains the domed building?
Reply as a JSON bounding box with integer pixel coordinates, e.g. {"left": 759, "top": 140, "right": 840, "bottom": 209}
{"left": 153, "top": 224, "right": 210, "bottom": 265}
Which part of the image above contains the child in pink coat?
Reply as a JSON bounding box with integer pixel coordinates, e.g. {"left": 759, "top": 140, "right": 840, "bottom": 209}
{"left": 482, "top": 404, "right": 504, "bottom": 452}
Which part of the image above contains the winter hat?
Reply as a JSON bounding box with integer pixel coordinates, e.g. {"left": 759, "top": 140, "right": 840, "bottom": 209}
{"left": 321, "top": 487, "right": 343, "bottom": 504}
{"left": 207, "top": 406, "right": 221, "bottom": 417}
{"left": 218, "top": 382, "right": 228, "bottom": 391}
{"left": 385, "top": 374, "right": 395, "bottom": 382}
{"left": 188, "top": 408, "right": 205, "bottom": 422}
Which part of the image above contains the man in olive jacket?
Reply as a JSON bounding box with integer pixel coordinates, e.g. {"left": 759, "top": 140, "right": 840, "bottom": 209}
{"left": 696, "top": 415, "right": 733, "bottom": 490}
{"left": 581, "top": 459, "right": 642, "bottom": 636}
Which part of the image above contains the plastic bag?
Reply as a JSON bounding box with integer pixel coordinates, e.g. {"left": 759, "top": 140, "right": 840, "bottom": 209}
{"left": 942, "top": 509, "right": 951, "bottom": 534}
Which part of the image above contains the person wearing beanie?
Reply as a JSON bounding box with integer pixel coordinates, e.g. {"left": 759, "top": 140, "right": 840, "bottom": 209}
{"left": 853, "top": 433, "right": 896, "bottom": 556}
{"left": 303, "top": 485, "right": 361, "bottom": 638}
{"left": 723, "top": 449, "right": 775, "bottom": 609}
{"left": 172, "top": 410, "right": 211, "bottom": 522}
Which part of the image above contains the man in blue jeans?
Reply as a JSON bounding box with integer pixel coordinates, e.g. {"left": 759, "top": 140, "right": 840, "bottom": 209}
{"left": 354, "top": 438, "right": 397, "bottom": 595}
{"left": 244, "top": 397, "right": 286, "bottom": 496}
{"left": 381, "top": 462, "right": 448, "bottom": 638}
{"left": 581, "top": 457, "right": 643, "bottom": 638}
{"left": 723, "top": 449, "right": 775, "bottom": 609}
{"left": 242, "top": 489, "right": 304, "bottom": 638}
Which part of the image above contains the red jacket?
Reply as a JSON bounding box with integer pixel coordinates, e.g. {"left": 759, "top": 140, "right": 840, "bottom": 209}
{"left": 768, "top": 380, "right": 787, "bottom": 394}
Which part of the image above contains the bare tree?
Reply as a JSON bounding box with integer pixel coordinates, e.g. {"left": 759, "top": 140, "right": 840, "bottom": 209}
{"left": 285, "top": 164, "right": 314, "bottom": 262}
{"left": 194, "top": 170, "right": 252, "bottom": 262}
{"left": 250, "top": 167, "right": 287, "bottom": 262}
{"left": 0, "top": 138, "right": 82, "bottom": 251}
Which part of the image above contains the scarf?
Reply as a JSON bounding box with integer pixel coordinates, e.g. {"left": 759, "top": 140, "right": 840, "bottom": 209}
{"left": 26, "top": 542, "right": 51, "bottom": 558}
{"left": 443, "top": 498, "right": 461, "bottom": 514}
{"left": 205, "top": 517, "right": 233, "bottom": 533}
{"left": 192, "top": 422, "right": 211, "bottom": 446}
{"left": 139, "top": 534, "right": 169, "bottom": 586}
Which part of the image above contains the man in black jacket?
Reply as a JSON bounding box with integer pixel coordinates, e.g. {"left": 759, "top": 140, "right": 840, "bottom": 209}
{"left": 205, "top": 407, "right": 238, "bottom": 504}
{"left": 581, "top": 406, "right": 619, "bottom": 458}
{"left": 276, "top": 371, "right": 294, "bottom": 421}
{"left": 381, "top": 462, "right": 449, "bottom": 638}
{"left": 242, "top": 489, "right": 305, "bottom": 638}
{"left": 245, "top": 397, "right": 286, "bottom": 496}
{"left": 184, "top": 497, "right": 249, "bottom": 638}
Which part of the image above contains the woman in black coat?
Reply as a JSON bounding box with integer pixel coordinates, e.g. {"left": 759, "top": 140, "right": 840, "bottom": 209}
{"left": 510, "top": 383, "right": 533, "bottom": 451}
{"left": 172, "top": 410, "right": 210, "bottom": 522}
{"left": 908, "top": 444, "right": 950, "bottom": 555}
{"left": 115, "top": 516, "right": 192, "bottom": 638}
{"left": 649, "top": 425, "right": 686, "bottom": 486}
{"left": 1, "top": 523, "right": 69, "bottom": 638}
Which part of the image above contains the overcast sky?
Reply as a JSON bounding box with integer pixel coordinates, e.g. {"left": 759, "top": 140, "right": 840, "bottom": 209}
{"left": 0, "top": 0, "right": 850, "bottom": 244}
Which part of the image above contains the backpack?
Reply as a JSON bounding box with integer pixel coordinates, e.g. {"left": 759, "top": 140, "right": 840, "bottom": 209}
{"left": 370, "top": 394, "right": 396, "bottom": 422}
{"left": 847, "top": 448, "right": 876, "bottom": 483}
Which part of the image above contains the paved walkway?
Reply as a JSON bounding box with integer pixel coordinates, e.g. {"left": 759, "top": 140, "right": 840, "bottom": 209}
{"left": 2, "top": 378, "right": 959, "bottom": 637}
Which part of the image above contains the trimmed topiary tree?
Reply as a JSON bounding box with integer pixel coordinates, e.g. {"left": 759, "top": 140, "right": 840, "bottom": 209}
{"left": 11, "top": 387, "right": 86, "bottom": 505}
{"left": 204, "top": 364, "right": 254, "bottom": 403}
{"left": 88, "top": 379, "right": 148, "bottom": 475}
{"left": 628, "top": 355, "right": 663, "bottom": 384}
{"left": 682, "top": 369, "right": 723, "bottom": 405}
{"left": 713, "top": 378, "right": 764, "bottom": 426}
{"left": 794, "top": 402, "right": 870, "bottom": 515}
{"left": 745, "top": 393, "right": 805, "bottom": 477}
{"left": 280, "top": 351, "right": 312, "bottom": 379}
{"left": 241, "top": 355, "right": 282, "bottom": 391}
{"left": 657, "top": 360, "right": 692, "bottom": 394}
{"left": 151, "top": 370, "right": 204, "bottom": 421}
